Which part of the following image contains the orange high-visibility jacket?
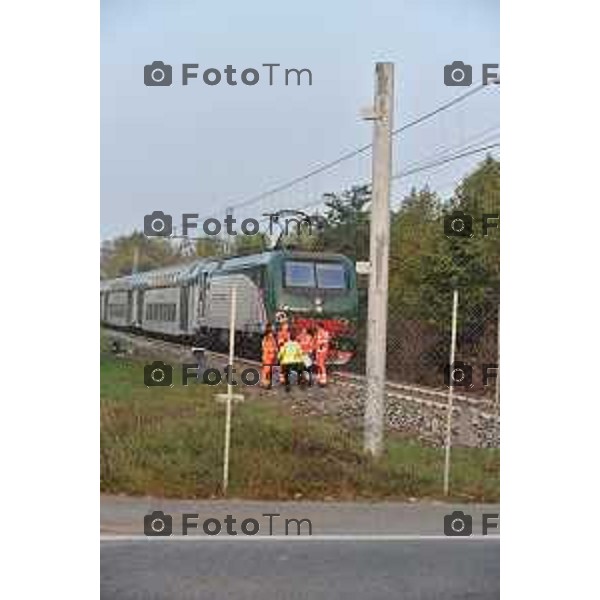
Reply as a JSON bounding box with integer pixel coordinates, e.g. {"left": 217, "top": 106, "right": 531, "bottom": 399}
{"left": 297, "top": 332, "right": 315, "bottom": 355}
{"left": 262, "top": 334, "right": 278, "bottom": 361}
{"left": 316, "top": 328, "right": 330, "bottom": 352}
{"left": 277, "top": 323, "right": 290, "bottom": 347}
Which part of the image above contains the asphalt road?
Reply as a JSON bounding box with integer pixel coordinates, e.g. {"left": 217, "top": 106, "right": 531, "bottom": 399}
{"left": 101, "top": 496, "right": 499, "bottom": 599}
{"left": 102, "top": 538, "right": 498, "bottom": 600}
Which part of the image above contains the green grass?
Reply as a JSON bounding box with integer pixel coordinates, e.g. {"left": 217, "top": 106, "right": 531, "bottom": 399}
{"left": 100, "top": 354, "right": 499, "bottom": 501}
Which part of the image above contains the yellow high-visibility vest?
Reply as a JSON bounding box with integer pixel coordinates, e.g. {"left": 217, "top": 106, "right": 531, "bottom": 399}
{"left": 278, "top": 341, "right": 304, "bottom": 365}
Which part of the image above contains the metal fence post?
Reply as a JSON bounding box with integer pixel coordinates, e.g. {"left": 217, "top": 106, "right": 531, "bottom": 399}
{"left": 443, "top": 289, "right": 459, "bottom": 496}
{"left": 222, "top": 286, "right": 237, "bottom": 495}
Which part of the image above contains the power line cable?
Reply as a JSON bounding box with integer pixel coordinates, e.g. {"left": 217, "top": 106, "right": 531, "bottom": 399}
{"left": 256, "top": 125, "right": 499, "bottom": 216}
{"left": 389, "top": 140, "right": 499, "bottom": 209}
{"left": 286, "top": 139, "right": 499, "bottom": 215}
{"left": 395, "top": 123, "right": 499, "bottom": 168}
{"left": 202, "top": 83, "right": 494, "bottom": 217}
{"left": 391, "top": 141, "right": 499, "bottom": 181}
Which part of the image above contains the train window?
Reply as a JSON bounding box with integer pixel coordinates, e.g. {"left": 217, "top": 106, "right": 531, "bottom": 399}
{"left": 316, "top": 263, "right": 346, "bottom": 289}
{"left": 284, "top": 261, "right": 316, "bottom": 287}
{"left": 284, "top": 261, "right": 347, "bottom": 289}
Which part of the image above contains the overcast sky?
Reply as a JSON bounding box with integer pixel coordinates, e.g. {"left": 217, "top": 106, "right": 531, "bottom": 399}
{"left": 101, "top": 0, "right": 499, "bottom": 240}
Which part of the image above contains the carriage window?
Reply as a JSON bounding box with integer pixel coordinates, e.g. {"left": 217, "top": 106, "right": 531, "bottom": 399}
{"left": 284, "top": 261, "right": 316, "bottom": 287}
{"left": 316, "top": 263, "right": 346, "bottom": 289}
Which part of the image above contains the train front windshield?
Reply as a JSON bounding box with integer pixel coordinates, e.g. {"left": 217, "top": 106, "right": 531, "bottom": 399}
{"left": 284, "top": 261, "right": 347, "bottom": 289}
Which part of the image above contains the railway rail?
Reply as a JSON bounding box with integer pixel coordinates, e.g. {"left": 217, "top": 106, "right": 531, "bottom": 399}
{"left": 104, "top": 328, "right": 498, "bottom": 418}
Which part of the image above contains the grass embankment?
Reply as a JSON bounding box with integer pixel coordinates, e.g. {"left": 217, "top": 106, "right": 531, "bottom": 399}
{"left": 101, "top": 354, "right": 499, "bottom": 501}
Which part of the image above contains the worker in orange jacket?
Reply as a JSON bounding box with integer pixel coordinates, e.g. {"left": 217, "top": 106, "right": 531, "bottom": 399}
{"left": 296, "top": 327, "right": 315, "bottom": 385}
{"left": 261, "top": 323, "right": 278, "bottom": 389}
{"left": 314, "top": 324, "right": 331, "bottom": 386}
{"left": 277, "top": 318, "right": 290, "bottom": 348}
{"left": 277, "top": 318, "right": 291, "bottom": 384}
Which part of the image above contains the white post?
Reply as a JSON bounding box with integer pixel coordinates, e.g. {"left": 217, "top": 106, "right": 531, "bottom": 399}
{"left": 222, "top": 286, "right": 237, "bottom": 495}
{"left": 443, "top": 289, "right": 459, "bottom": 496}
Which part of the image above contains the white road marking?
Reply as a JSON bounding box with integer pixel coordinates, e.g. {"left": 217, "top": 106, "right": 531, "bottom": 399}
{"left": 101, "top": 534, "right": 499, "bottom": 543}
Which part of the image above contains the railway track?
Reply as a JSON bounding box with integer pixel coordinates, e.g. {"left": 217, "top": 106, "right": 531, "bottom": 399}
{"left": 104, "top": 328, "right": 498, "bottom": 417}
{"left": 334, "top": 371, "right": 497, "bottom": 414}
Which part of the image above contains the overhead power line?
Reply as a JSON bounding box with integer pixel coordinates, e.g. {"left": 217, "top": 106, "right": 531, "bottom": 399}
{"left": 289, "top": 139, "right": 499, "bottom": 214}
{"left": 202, "top": 83, "right": 493, "bottom": 217}
{"left": 399, "top": 123, "right": 499, "bottom": 170}
{"left": 391, "top": 141, "right": 500, "bottom": 181}
{"left": 391, "top": 83, "right": 488, "bottom": 137}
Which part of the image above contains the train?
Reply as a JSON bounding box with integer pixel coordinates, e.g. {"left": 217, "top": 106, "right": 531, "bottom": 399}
{"left": 100, "top": 249, "right": 359, "bottom": 365}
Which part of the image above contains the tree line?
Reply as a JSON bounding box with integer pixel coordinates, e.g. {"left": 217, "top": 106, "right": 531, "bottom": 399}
{"left": 101, "top": 156, "right": 499, "bottom": 390}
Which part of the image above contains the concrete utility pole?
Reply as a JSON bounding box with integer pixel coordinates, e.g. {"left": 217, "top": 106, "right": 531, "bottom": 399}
{"left": 364, "top": 63, "right": 394, "bottom": 457}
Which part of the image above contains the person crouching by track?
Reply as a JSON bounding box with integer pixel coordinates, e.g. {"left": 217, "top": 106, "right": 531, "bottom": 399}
{"left": 278, "top": 335, "right": 305, "bottom": 392}
{"left": 315, "top": 323, "right": 331, "bottom": 387}
{"left": 260, "top": 323, "right": 278, "bottom": 389}
{"left": 296, "top": 327, "right": 315, "bottom": 386}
